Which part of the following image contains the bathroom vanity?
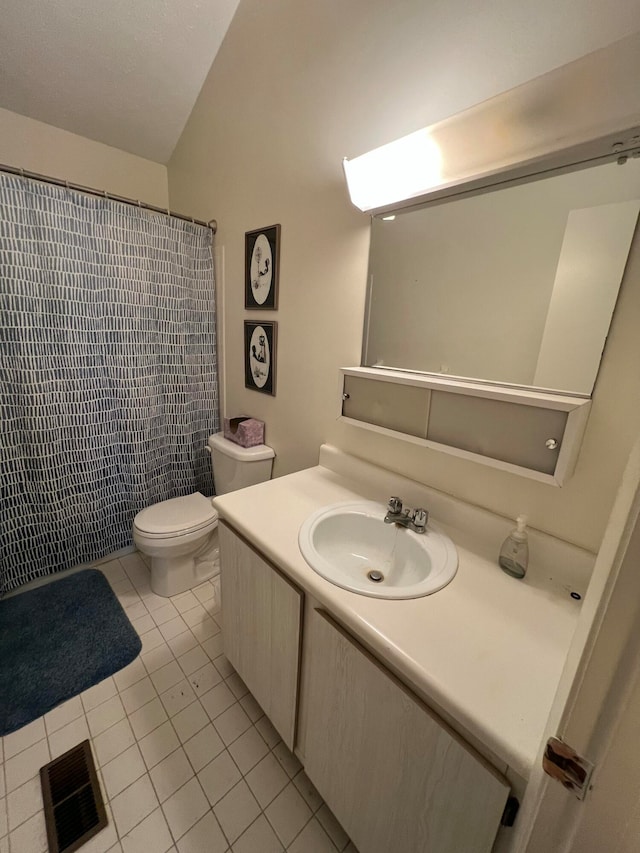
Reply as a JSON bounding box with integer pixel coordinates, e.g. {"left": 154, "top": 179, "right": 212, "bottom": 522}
{"left": 213, "top": 445, "right": 593, "bottom": 853}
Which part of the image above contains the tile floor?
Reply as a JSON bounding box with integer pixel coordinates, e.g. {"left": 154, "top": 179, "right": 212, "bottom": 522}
{"left": 0, "top": 552, "right": 357, "bottom": 853}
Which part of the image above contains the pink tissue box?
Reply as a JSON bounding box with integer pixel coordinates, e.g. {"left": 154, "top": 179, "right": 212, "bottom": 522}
{"left": 223, "top": 417, "right": 265, "bottom": 448}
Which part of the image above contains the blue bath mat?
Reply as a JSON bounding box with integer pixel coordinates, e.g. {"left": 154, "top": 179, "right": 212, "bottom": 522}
{"left": 0, "top": 569, "right": 142, "bottom": 736}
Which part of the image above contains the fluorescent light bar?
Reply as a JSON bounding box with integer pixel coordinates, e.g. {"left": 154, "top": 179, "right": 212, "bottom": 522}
{"left": 343, "top": 129, "right": 443, "bottom": 213}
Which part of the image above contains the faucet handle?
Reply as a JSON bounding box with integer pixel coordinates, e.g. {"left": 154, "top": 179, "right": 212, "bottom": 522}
{"left": 387, "top": 496, "right": 403, "bottom": 514}
{"left": 411, "top": 508, "right": 429, "bottom": 531}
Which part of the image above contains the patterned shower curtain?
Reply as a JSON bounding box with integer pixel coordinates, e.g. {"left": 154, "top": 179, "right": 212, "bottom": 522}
{"left": 1, "top": 174, "right": 220, "bottom": 593}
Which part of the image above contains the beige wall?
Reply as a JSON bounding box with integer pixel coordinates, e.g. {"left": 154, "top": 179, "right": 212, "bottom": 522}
{"left": 168, "top": 0, "right": 640, "bottom": 554}
{"left": 0, "top": 108, "right": 168, "bottom": 206}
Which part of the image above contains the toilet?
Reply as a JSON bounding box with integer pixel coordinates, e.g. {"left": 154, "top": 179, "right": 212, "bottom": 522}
{"left": 133, "top": 432, "right": 275, "bottom": 597}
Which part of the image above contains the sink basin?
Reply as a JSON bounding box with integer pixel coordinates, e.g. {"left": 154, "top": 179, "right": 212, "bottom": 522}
{"left": 298, "top": 501, "right": 458, "bottom": 599}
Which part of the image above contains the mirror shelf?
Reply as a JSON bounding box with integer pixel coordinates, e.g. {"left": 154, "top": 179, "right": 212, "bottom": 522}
{"left": 338, "top": 367, "right": 591, "bottom": 486}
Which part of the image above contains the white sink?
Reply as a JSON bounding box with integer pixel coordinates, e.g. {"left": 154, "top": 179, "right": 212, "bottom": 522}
{"left": 298, "top": 501, "right": 458, "bottom": 599}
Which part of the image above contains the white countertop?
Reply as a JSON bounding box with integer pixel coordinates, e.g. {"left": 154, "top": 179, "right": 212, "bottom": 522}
{"left": 213, "top": 448, "right": 590, "bottom": 780}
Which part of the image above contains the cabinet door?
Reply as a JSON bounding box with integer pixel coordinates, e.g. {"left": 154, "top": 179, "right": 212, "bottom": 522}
{"left": 302, "top": 608, "right": 510, "bottom": 853}
{"left": 219, "top": 522, "right": 302, "bottom": 750}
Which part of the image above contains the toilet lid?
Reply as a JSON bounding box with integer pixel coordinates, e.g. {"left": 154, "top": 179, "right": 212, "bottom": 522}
{"left": 134, "top": 492, "right": 218, "bottom": 536}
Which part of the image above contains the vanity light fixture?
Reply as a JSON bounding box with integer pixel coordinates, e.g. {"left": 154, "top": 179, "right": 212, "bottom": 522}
{"left": 343, "top": 128, "right": 443, "bottom": 213}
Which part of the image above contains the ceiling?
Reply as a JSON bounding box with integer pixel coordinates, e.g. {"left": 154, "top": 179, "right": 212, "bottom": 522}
{"left": 0, "top": 0, "right": 240, "bottom": 163}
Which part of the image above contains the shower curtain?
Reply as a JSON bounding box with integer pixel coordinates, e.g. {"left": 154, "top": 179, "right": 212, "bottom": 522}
{"left": 1, "top": 174, "right": 220, "bottom": 593}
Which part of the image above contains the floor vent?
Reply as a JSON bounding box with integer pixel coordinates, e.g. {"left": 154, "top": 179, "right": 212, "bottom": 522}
{"left": 40, "top": 740, "right": 107, "bottom": 853}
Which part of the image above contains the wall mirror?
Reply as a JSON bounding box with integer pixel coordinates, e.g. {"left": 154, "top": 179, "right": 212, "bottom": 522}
{"left": 363, "top": 157, "right": 640, "bottom": 396}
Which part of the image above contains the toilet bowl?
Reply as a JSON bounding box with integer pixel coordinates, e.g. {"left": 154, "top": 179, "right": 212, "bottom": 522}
{"left": 133, "top": 492, "right": 220, "bottom": 597}
{"left": 133, "top": 432, "right": 275, "bottom": 597}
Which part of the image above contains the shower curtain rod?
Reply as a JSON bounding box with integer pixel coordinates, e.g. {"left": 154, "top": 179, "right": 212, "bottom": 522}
{"left": 0, "top": 162, "right": 217, "bottom": 234}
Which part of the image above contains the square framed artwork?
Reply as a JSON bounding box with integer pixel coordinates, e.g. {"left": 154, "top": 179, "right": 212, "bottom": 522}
{"left": 244, "top": 320, "right": 277, "bottom": 396}
{"left": 245, "top": 224, "right": 281, "bottom": 310}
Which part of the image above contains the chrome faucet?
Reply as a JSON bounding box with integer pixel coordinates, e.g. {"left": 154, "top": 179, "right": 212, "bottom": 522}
{"left": 384, "top": 497, "right": 429, "bottom": 533}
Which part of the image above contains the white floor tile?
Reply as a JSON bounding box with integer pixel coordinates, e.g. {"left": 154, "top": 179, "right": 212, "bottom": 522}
{"left": 110, "top": 774, "right": 159, "bottom": 837}
{"left": 272, "top": 742, "right": 302, "bottom": 779}
{"left": 265, "top": 782, "right": 312, "bottom": 848}
{"left": 151, "top": 661, "right": 185, "bottom": 695}
{"left": 193, "top": 583, "right": 215, "bottom": 604}
{"left": 183, "top": 724, "right": 224, "bottom": 773}
{"left": 114, "top": 658, "right": 147, "bottom": 692}
{"left": 197, "top": 750, "right": 241, "bottom": 806}
{"left": 171, "top": 702, "right": 210, "bottom": 744}
{"left": 141, "top": 627, "right": 166, "bottom": 654}
{"left": 0, "top": 796, "right": 6, "bottom": 837}
{"left": 49, "top": 715, "right": 91, "bottom": 759}
{"left": 191, "top": 618, "right": 220, "bottom": 643}
{"left": 120, "top": 677, "right": 157, "bottom": 715}
{"left": 288, "top": 817, "right": 336, "bottom": 853}
{"left": 126, "top": 601, "right": 150, "bottom": 623}
{"left": 102, "top": 744, "right": 147, "bottom": 800}
{"left": 225, "top": 673, "right": 249, "bottom": 701}
{"left": 228, "top": 727, "right": 269, "bottom": 776}
{"left": 152, "top": 603, "right": 180, "bottom": 627}
{"left": 128, "top": 698, "right": 168, "bottom": 740}
{"left": 6, "top": 776, "right": 42, "bottom": 832}
{"left": 181, "top": 605, "right": 208, "bottom": 628}
{"left": 3, "top": 719, "right": 46, "bottom": 760}
{"left": 162, "top": 777, "right": 209, "bottom": 841}
{"left": 159, "top": 616, "right": 189, "bottom": 642}
{"left": 316, "top": 803, "right": 350, "bottom": 851}
{"left": 177, "top": 646, "right": 209, "bottom": 677}
{"left": 201, "top": 636, "right": 225, "bottom": 661}
{"left": 167, "top": 631, "right": 199, "bottom": 658}
{"left": 254, "top": 716, "right": 280, "bottom": 749}
{"left": 232, "top": 814, "right": 283, "bottom": 853}
{"left": 44, "top": 696, "right": 84, "bottom": 735}
{"left": 213, "top": 780, "right": 261, "bottom": 845}
{"left": 188, "top": 663, "right": 222, "bottom": 696}
{"left": 86, "top": 695, "right": 126, "bottom": 737}
{"left": 176, "top": 810, "right": 228, "bottom": 853}
{"left": 8, "top": 809, "right": 47, "bottom": 853}
{"left": 92, "top": 718, "right": 137, "bottom": 767}
{"left": 101, "top": 561, "right": 127, "bottom": 584}
{"left": 238, "top": 694, "right": 263, "bottom": 724}
{"left": 212, "top": 654, "right": 234, "bottom": 679}
{"left": 293, "top": 771, "right": 323, "bottom": 813}
{"left": 150, "top": 748, "right": 194, "bottom": 803}
{"left": 200, "top": 683, "right": 236, "bottom": 721}
{"left": 112, "top": 578, "right": 135, "bottom": 597}
{"left": 4, "top": 739, "right": 50, "bottom": 793}
{"left": 214, "top": 704, "right": 252, "bottom": 746}
{"left": 121, "top": 807, "right": 174, "bottom": 853}
{"left": 81, "top": 677, "right": 118, "bottom": 712}
{"left": 160, "top": 680, "right": 197, "bottom": 717}
{"left": 142, "top": 592, "right": 171, "bottom": 613}
{"left": 170, "top": 591, "right": 200, "bottom": 615}
{"left": 139, "top": 721, "right": 180, "bottom": 770}
{"left": 245, "top": 753, "right": 288, "bottom": 809}
{"left": 142, "top": 643, "right": 175, "bottom": 674}
{"left": 131, "top": 614, "right": 155, "bottom": 635}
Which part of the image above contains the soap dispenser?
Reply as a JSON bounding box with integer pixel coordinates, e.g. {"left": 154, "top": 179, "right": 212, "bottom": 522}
{"left": 499, "top": 515, "right": 529, "bottom": 579}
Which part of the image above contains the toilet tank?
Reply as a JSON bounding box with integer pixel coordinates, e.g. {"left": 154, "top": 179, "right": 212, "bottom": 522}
{"left": 207, "top": 432, "right": 275, "bottom": 495}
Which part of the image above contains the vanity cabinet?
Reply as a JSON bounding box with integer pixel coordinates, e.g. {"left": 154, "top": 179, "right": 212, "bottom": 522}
{"left": 218, "top": 522, "right": 302, "bottom": 750}
{"left": 219, "top": 522, "right": 510, "bottom": 853}
{"left": 300, "top": 606, "right": 510, "bottom": 853}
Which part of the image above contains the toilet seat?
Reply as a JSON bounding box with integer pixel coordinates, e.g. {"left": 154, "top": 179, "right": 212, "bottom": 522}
{"left": 134, "top": 492, "right": 218, "bottom": 539}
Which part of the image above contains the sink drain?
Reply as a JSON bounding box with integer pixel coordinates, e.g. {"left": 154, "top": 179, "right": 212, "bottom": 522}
{"left": 367, "top": 570, "right": 384, "bottom": 583}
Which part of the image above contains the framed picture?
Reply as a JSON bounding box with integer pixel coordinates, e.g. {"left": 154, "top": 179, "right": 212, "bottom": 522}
{"left": 244, "top": 320, "right": 277, "bottom": 396}
{"left": 245, "top": 224, "right": 281, "bottom": 310}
